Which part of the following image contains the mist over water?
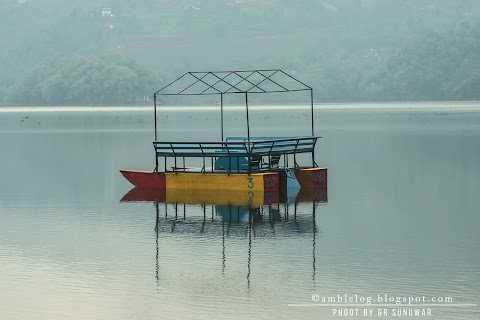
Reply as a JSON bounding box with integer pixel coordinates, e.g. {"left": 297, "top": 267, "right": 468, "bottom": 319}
{"left": 0, "top": 103, "right": 479, "bottom": 320}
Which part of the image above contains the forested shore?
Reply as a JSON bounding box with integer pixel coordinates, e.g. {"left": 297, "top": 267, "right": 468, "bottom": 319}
{"left": 1, "top": 0, "right": 480, "bottom": 105}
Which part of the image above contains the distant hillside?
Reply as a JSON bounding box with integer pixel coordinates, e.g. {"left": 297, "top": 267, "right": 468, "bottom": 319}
{"left": 1, "top": 0, "right": 480, "bottom": 104}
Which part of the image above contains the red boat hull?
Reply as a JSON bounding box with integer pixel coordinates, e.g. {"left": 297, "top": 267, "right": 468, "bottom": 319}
{"left": 120, "top": 170, "right": 166, "bottom": 188}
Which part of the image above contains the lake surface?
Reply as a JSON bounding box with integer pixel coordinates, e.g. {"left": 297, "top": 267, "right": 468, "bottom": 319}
{"left": 1, "top": 103, "right": 479, "bottom": 320}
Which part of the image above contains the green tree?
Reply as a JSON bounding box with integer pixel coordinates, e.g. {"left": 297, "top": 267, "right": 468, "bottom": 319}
{"left": 7, "top": 54, "right": 163, "bottom": 105}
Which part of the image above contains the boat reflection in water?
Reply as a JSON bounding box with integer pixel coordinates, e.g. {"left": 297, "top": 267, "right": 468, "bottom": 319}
{"left": 120, "top": 185, "right": 327, "bottom": 287}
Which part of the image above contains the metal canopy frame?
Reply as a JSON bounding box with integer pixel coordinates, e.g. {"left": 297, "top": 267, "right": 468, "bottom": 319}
{"left": 153, "top": 69, "right": 315, "bottom": 143}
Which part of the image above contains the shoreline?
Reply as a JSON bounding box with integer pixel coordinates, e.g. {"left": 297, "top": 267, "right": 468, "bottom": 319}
{"left": 1, "top": 101, "right": 480, "bottom": 113}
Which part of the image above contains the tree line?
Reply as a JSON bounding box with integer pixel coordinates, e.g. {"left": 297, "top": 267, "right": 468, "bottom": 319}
{"left": 297, "top": 22, "right": 480, "bottom": 102}
{"left": 4, "top": 21, "right": 480, "bottom": 106}
{"left": 5, "top": 54, "right": 162, "bottom": 105}
{"left": 2, "top": 0, "right": 480, "bottom": 105}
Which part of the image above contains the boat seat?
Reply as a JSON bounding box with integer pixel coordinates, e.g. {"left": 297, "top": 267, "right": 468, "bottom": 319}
{"left": 242, "top": 154, "right": 281, "bottom": 171}
{"left": 249, "top": 155, "right": 263, "bottom": 170}
{"left": 269, "top": 155, "right": 281, "bottom": 168}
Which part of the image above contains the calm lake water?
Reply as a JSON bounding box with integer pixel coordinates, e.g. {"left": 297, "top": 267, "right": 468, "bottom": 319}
{"left": 1, "top": 103, "right": 479, "bottom": 320}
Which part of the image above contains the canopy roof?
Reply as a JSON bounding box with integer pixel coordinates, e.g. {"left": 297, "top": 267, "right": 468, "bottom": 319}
{"left": 152, "top": 69, "right": 315, "bottom": 142}
{"left": 154, "top": 69, "right": 312, "bottom": 96}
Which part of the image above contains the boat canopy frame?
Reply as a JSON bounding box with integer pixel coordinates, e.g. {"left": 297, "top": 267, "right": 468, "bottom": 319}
{"left": 152, "top": 69, "right": 317, "bottom": 172}
{"left": 153, "top": 69, "right": 315, "bottom": 140}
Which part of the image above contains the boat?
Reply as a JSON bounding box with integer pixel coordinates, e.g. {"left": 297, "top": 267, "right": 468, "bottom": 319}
{"left": 120, "top": 69, "right": 327, "bottom": 192}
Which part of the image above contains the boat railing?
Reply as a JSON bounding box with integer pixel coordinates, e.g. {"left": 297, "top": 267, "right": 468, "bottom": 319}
{"left": 152, "top": 136, "right": 319, "bottom": 173}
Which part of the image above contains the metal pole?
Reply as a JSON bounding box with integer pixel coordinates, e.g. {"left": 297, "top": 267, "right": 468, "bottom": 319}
{"left": 310, "top": 89, "right": 316, "bottom": 167}
{"left": 245, "top": 92, "right": 252, "bottom": 174}
{"left": 245, "top": 92, "right": 251, "bottom": 151}
{"left": 154, "top": 94, "right": 159, "bottom": 172}
{"left": 154, "top": 94, "right": 158, "bottom": 140}
{"left": 310, "top": 89, "right": 314, "bottom": 137}
{"left": 221, "top": 93, "right": 224, "bottom": 141}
